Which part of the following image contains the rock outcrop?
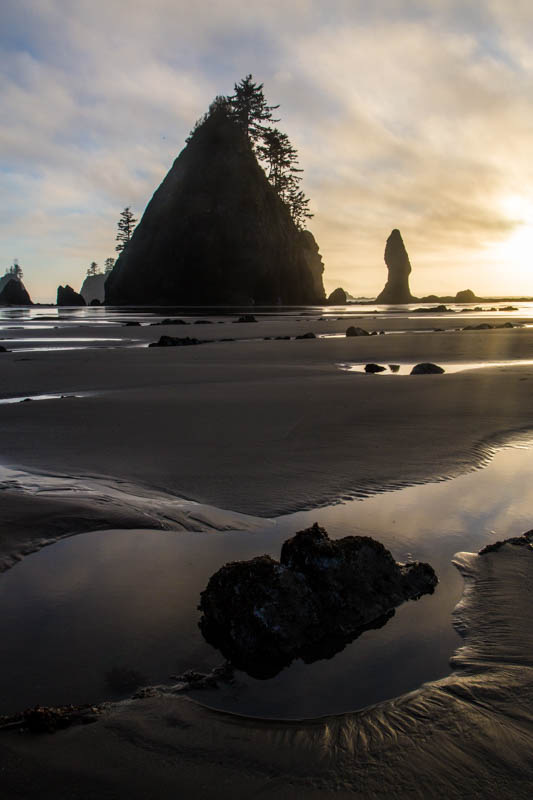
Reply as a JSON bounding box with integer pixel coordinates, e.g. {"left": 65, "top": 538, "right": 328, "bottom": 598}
{"left": 327, "top": 287, "right": 348, "bottom": 304}
{"left": 410, "top": 362, "right": 445, "bottom": 374}
{"left": 0, "top": 278, "right": 32, "bottom": 305}
{"left": 455, "top": 289, "right": 478, "bottom": 303}
{"left": 80, "top": 274, "right": 106, "bottom": 305}
{"left": 376, "top": 229, "right": 414, "bottom": 304}
{"left": 57, "top": 285, "right": 86, "bottom": 306}
{"left": 105, "top": 111, "right": 326, "bottom": 305}
{"left": 199, "top": 523, "right": 437, "bottom": 678}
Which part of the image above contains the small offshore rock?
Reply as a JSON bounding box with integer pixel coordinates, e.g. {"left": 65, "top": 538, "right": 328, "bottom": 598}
{"left": 346, "top": 326, "right": 370, "bottom": 337}
{"left": 295, "top": 332, "right": 316, "bottom": 339}
{"left": 365, "top": 363, "right": 386, "bottom": 373}
{"left": 150, "top": 318, "right": 189, "bottom": 326}
{"left": 234, "top": 314, "right": 257, "bottom": 323}
{"left": 327, "top": 287, "right": 347, "bottom": 304}
{"left": 410, "top": 362, "right": 445, "bottom": 374}
{"left": 57, "top": 285, "right": 86, "bottom": 306}
{"left": 148, "top": 335, "right": 201, "bottom": 347}
{"left": 413, "top": 304, "right": 450, "bottom": 313}
{"left": 389, "top": 364, "right": 400, "bottom": 373}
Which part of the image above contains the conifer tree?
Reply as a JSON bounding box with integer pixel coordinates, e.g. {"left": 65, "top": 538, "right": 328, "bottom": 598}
{"left": 228, "top": 74, "right": 279, "bottom": 144}
{"left": 115, "top": 207, "right": 137, "bottom": 253}
{"left": 104, "top": 257, "right": 115, "bottom": 275}
{"left": 6, "top": 259, "right": 23, "bottom": 280}
{"left": 87, "top": 261, "right": 100, "bottom": 276}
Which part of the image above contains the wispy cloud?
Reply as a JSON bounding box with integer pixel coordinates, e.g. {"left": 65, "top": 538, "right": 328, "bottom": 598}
{"left": 1, "top": 1, "right": 533, "bottom": 300}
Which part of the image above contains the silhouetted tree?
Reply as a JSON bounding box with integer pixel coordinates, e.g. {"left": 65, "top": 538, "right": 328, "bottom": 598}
{"left": 185, "top": 75, "right": 313, "bottom": 229}
{"left": 86, "top": 261, "right": 100, "bottom": 277}
{"left": 104, "top": 257, "right": 115, "bottom": 275}
{"left": 116, "top": 207, "right": 137, "bottom": 253}
{"left": 228, "top": 74, "right": 279, "bottom": 144}
{"left": 5, "top": 259, "right": 23, "bottom": 280}
{"left": 256, "top": 127, "right": 312, "bottom": 229}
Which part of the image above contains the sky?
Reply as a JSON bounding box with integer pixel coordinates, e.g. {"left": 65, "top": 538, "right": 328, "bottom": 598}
{"left": 2, "top": 0, "right": 533, "bottom": 303}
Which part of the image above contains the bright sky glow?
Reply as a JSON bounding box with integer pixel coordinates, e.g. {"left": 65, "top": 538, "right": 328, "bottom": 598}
{"left": 1, "top": 0, "right": 533, "bottom": 302}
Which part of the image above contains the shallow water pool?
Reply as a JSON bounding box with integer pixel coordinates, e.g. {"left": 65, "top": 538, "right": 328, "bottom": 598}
{"left": 0, "top": 437, "right": 532, "bottom": 719}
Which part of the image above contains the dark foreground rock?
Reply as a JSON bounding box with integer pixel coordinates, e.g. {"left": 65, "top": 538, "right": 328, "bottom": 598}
{"left": 0, "top": 704, "right": 100, "bottom": 735}
{"left": 346, "top": 326, "right": 370, "bottom": 337}
{"left": 199, "top": 523, "right": 437, "bottom": 678}
{"left": 410, "top": 362, "right": 445, "bottom": 374}
{"left": 0, "top": 278, "right": 33, "bottom": 305}
{"left": 57, "top": 285, "right": 86, "bottom": 306}
{"left": 376, "top": 229, "right": 414, "bottom": 304}
{"left": 479, "top": 529, "right": 533, "bottom": 555}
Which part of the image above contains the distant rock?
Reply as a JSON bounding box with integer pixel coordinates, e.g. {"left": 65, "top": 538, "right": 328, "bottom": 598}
{"left": 365, "top": 363, "right": 386, "bottom": 373}
{"left": 389, "top": 364, "right": 400, "bottom": 372}
{"left": 90, "top": 299, "right": 101, "bottom": 306}
{"left": 455, "top": 289, "right": 478, "bottom": 303}
{"left": 80, "top": 273, "right": 106, "bottom": 305}
{"left": 295, "top": 331, "right": 316, "bottom": 339}
{"left": 463, "top": 323, "right": 493, "bottom": 330}
{"left": 105, "top": 110, "right": 326, "bottom": 305}
{"left": 148, "top": 335, "right": 201, "bottom": 347}
{"left": 376, "top": 229, "right": 414, "bottom": 304}
{"left": 410, "top": 363, "right": 445, "bottom": 374}
{"left": 413, "top": 304, "right": 451, "bottom": 313}
{"left": 234, "top": 314, "right": 257, "bottom": 323}
{"left": 346, "top": 326, "right": 370, "bottom": 337}
{"left": 199, "top": 523, "right": 437, "bottom": 678}
{"left": 327, "top": 287, "right": 348, "bottom": 304}
{"left": 0, "top": 345, "right": 7, "bottom": 353}
{"left": 0, "top": 278, "right": 33, "bottom": 306}
{"left": 57, "top": 285, "right": 86, "bottom": 306}
{"left": 150, "top": 318, "right": 189, "bottom": 326}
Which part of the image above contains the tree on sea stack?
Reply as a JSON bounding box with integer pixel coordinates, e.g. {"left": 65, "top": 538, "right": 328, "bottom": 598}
{"left": 86, "top": 261, "right": 100, "bottom": 277}
{"left": 104, "top": 257, "right": 115, "bottom": 275}
{"left": 5, "top": 259, "right": 23, "bottom": 280}
{"left": 115, "top": 207, "right": 137, "bottom": 253}
{"left": 229, "top": 74, "right": 279, "bottom": 144}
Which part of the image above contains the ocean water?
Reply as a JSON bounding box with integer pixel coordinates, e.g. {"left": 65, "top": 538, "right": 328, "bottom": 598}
{"left": 0, "top": 436, "right": 532, "bottom": 719}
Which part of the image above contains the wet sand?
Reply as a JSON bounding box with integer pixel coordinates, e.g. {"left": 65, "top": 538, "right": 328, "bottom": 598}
{"left": 1, "top": 314, "right": 533, "bottom": 796}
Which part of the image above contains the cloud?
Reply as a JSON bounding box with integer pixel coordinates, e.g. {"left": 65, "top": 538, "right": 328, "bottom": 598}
{"left": 1, "top": 1, "right": 533, "bottom": 300}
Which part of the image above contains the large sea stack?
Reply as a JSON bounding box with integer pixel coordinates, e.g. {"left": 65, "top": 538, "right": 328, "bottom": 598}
{"left": 376, "top": 229, "right": 414, "bottom": 304}
{"left": 105, "top": 111, "right": 326, "bottom": 305}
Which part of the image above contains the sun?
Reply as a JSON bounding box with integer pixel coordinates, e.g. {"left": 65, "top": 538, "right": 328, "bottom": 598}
{"left": 488, "top": 195, "right": 533, "bottom": 289}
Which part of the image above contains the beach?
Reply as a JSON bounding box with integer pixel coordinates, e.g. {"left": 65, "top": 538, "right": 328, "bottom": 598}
{"left": 1, "top": 306, "right": 533, "bottom": 796}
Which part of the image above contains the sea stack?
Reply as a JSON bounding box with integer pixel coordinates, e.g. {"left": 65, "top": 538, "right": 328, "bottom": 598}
{"left": 80, "top": 274, "right": 106, "bottom": 305}
{"left": 105, "top": 110, "right": 326, "bottom": 305}
{"left": 57, "top": 285, "right": 86, "bottom": 306}
{"left": 376, "top": 229, "right": 414, "bottom": 304}
{"left": 0, "top": 278, "right": 33, "bottom": 305}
